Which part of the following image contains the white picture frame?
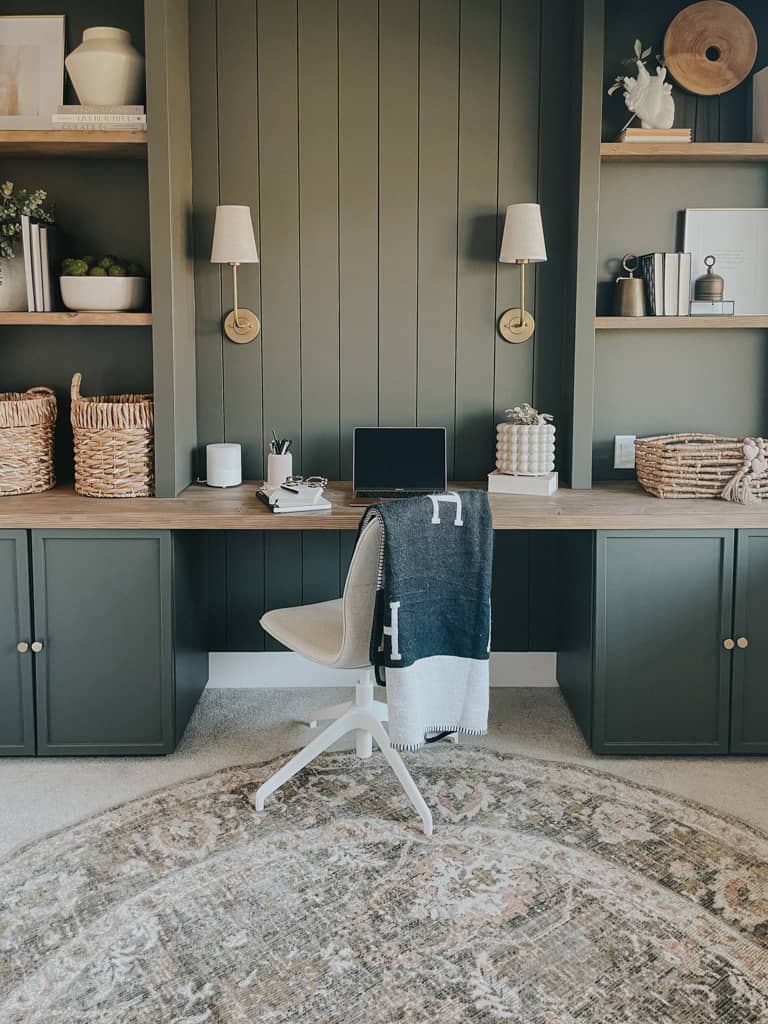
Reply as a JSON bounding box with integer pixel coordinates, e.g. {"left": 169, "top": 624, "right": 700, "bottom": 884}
{"left": 683, "top": 208, "right": 768, "bottom": 316}
{"left": 0, "top": 15, "right": 65, "bottom": 130}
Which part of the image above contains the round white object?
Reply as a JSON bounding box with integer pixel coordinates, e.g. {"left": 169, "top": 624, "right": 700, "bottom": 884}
{"left": 60, "top": 276, "right": 147, "bottom": 312}
{"left": 206, "top": 443, "right": 242, "bottom": 488}
{"left": 65, "top": 27, "right": 145, "bottom": 107}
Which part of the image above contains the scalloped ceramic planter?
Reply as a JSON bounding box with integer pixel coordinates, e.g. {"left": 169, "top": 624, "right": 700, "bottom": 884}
{"left": 496, "top": 422, "right": 555, "bottom": 477}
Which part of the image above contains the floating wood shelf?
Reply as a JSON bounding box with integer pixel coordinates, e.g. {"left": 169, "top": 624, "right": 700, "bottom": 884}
{"left": 0, "top": 130, "right": 147, "bottom": 159}
{"left": 596, "top": 315, "right": 768, "bottom": 330}
{"left": 0, "top": 312, "right": 152, "bottom": 327}
{"left": 600, "top": 142, "right": 768, "bottom": 162}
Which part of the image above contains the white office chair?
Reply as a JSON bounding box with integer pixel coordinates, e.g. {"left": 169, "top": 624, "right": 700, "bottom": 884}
{"left": 253, "top": 519, "right": 433, "bottom": 836}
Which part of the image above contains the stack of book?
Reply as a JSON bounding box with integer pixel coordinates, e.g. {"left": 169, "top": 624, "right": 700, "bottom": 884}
{"left": 639, "top": 252, "right": 693, "bottom": 316}
{"left": 19, "top": 215, "right": 54, "bottom": 312}
{"left": 51, "top": 105, "right": 146, "bottom": 131}
{"left": 616, "top": 127, "right": 692, "bottom": 144}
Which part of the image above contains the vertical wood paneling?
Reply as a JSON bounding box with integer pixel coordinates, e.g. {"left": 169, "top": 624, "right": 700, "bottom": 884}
{"left": 225, "top": 532, "right": 266, "bottom": 650}
{"left": 493, "top": 0, "right": 540, "bottom": 425}
{"left": 454, "top": 0, "right": 501, "bottom": 479}
{"left": 378, "top": 0, "right": 419, "bottom": 426}
{"left": 258, "top": 0, "right": 303, "bottom": 641}
{"left": 338, "top": 0, "right": 379, "bottom": 477}
{"left": 218, "top": 0, "right": 264, "bottom": 480}
{"left": 298, "top": 0, "right": 340, "bottom": 594}
{"left": 417, "top": 0, "right": 460, "bottom": 470}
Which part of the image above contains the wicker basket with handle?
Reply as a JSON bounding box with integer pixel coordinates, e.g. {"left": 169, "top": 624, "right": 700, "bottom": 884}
{"left": 635, "top": 433, "right": 768, "bottom": 504}
{"left": 0, "top": 387, "right": 57, "bottom": 495}
{"left": 70, "top": 372, "right": 154, "bottom": 498}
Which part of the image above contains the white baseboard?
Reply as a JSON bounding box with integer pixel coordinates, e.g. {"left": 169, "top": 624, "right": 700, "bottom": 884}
{"left": 207, "top": 651, "right": 557, "bottom": 689}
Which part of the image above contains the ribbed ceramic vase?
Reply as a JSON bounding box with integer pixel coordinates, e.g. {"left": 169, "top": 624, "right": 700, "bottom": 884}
{"left": 65, "top": 27, "right": 145, "bottom": 107}
{"left": 0, "top": 256, "right": 28, "bottom": 312}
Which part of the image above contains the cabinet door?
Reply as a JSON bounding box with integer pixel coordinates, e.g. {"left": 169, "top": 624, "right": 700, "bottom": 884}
{"left": 0, "top": 532, "right": 35, "bottom": 755}
{"left": 731, "top": 530, "right": 768, "bottom": 753}
{"left": 32, "top": 531, "right": 174, "bottom": 755}
{"left": 594, "top": 531, "right": 734, "bottom": 755}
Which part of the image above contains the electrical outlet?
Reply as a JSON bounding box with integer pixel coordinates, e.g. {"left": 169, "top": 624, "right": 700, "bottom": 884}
{"left": 613, "top": 434, "right": 636, "bottom": 470}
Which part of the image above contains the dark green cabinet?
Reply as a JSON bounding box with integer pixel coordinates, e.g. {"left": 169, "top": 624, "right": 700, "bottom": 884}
{"left": 559, "top": 529, "right": 767, "bottom": 756}
{"left": 731, "top": 530, "right": 768, "bottom": 754}
{"left": 0, "top": 531, "right": 35, "bottom": 755}
{"left": 0, "top": 530, "right": 208, "bottom": 757}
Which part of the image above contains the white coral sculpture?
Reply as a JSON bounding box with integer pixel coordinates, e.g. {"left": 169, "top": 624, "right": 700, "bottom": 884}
{"left": 608, "top": 38, "right": 675, "bottom": 132}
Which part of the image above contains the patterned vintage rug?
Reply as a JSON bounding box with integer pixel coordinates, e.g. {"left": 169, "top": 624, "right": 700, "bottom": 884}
{"left": 1, "top": 747, "right": 767, "bottom": 1023}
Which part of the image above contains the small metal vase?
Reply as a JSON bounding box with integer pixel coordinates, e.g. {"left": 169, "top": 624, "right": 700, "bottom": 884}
{"left": 613, "top": 253, "right": 647, "bottom": 317}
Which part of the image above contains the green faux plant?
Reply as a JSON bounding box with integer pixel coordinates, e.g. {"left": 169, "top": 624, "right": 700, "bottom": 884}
{"left": 0, "top": 180, "right": 55, "bottom": 260}
{"left": 61, "top": 253, "right": 147, "bottom": 278}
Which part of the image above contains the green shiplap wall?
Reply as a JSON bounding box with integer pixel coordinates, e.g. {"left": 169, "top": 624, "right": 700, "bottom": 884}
{"left": 189, "top": 0, "right": 579, "bottom": 651}
{"left": 594, "top": 0, "right": 768, "bottom": 481}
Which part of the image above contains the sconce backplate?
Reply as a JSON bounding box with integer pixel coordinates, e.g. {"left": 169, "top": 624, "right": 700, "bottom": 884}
{"left": 224, "top": 308, "right": 261, "bottom": 344}
{"left": 498, "top": 308, "right": 535, "bottom": 344}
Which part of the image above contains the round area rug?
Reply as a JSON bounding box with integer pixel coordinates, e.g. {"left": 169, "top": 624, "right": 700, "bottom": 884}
{"left": 1, "top": 748, "right": 767, "bottom": 1023}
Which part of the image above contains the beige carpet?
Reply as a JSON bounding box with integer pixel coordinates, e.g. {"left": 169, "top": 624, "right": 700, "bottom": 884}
{"left": 2, "top": 744, "right": 767, "bottom": 1022}
{"left": 2, "top": 687, "right": 768, "bottom": 859}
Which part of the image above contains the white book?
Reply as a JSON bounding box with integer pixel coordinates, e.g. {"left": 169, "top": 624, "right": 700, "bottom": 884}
{"left": 663, "top": 252, "right": 680, "bottom": 315}
{"left": 20, "top": 215, "right": 35, "bottom": 312}
{"left": 678, "top": 252, "right": 692, "bottom": 316}
{"left": 487, "top": 471, "right": 558, "bottom": 496}
{"left": 51, "top": 113, "right": 146, "bottom": 124}
{"left": 40, "top": 228, "right": 52, "bottom": 312}
{"left": 57, "top": 104, "right": 144, "bottom": 114}
{"left": 30, "top": 222, "right": 43, "bottom": 313}
{"left": 753, "top": 67, "right": 768, "bottom": 142}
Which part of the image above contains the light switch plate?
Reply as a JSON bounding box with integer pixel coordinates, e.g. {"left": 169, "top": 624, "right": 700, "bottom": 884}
{"left": 614, "top": 434, "right": 637, "bottom": 470}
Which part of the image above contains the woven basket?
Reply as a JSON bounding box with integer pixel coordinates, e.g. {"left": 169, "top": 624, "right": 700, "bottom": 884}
{"left": 636, "top": 433, "right": 768, "bottom": 503}
{"left": 70, "top": 372, "right": 154, "bottom": 498}
{"left": 0, "top": 388, "right": 57, "bottom": 495}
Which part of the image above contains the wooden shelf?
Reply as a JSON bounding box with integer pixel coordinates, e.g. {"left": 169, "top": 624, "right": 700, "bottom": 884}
{"left": 600, "top": 142, "right": 768, "bottom": 163}
{"left": 596, "top": 315, "right": 768, "bottom": 330}
{"left": 0, "top": 312, "right": 152, "bottom": 327}
{"left": 0, "top": 130, "right": 147, "bottom": 159}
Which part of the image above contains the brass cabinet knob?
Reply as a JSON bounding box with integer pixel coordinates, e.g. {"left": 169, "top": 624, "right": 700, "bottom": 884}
{"left": 737, "top": 636, "right": 749, "bottom": 650}
{"left": 31, "top": 641, "right": 44, "bottom": 653}
{"left": 723, "top": 638, "right": 736, "bottom": 651}
{"left": 16, "top": 641, "right": 29, "bottom": 654}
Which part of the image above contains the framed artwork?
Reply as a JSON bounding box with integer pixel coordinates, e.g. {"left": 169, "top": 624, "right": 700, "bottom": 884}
{"left": 683, "top": 208, "right": 768, "bottom": 315}
{"left": 0, "top": 16, "right": 65, "bottom": 130}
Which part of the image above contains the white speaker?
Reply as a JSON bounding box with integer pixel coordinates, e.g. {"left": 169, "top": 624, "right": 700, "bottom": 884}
{"left": 206, "top": 443, "right": 242, "bottom": 487}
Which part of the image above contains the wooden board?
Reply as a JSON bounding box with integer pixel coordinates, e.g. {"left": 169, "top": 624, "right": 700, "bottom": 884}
{"left": 5, "top": 482, "right": 768, "bottom": 531}
{"left": 0, "top": 130, "right": 147, "bottom": 159}
{"left": 596, "top": 315, "right": 768, "bottom": 330}
{"left": 600, "top": 143, "right": 768, "bottom": 162}
{"left": 0, "top": 312, "right": 152, "bottom": 326}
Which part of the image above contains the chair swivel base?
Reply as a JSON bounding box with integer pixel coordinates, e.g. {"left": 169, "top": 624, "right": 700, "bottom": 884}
{"left": 253, "top": 670, "right": 433, "bottom": 836}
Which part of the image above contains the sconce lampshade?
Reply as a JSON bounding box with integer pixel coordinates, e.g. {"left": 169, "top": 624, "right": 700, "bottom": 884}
{"left": 210, "top": 205, "right": 259, "bottom": 264}
{"left": 499, "top": 203, "right": 547, "bottom": 264}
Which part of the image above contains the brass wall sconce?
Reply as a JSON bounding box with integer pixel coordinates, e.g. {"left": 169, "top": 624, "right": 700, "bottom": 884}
{"left": 210, "top": 204, "right": 261, "bottom": 344}
{"left": 498, "top": 203, "right": 547, "bottom": 344}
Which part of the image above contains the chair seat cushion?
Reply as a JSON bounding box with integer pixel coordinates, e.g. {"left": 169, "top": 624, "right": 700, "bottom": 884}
{"left": 261, "top": 599, "right": 348, "bottom": 666}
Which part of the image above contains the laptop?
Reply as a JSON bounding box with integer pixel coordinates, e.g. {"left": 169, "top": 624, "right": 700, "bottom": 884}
{"left": 352, "top": 427, "right": 447, "bottom": 503}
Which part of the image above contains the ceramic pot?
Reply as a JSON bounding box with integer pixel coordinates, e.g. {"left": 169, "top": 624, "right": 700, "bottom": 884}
{"left": 0, "top": 256, "right": 28, "bottom": 311}
{"left": 495, "top": 422, "right": 556, "bottom": 477}
{"left": 65, "top": 27, "right": 145, "bottom": 107}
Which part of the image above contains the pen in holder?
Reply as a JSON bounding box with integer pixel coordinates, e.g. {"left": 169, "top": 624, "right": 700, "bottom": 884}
{"left": 267, "top": 452, "right": 293, "bottom": 488}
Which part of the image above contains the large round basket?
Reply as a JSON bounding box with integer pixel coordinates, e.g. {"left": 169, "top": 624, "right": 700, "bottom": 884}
{"left": 0, "top": 387, "right": 57, "bottom": 495}
{"left": 70, "top": 372, "right": 154, "bottom": 498}
{"left": 636, "top": 433, "right": 768, "bottom": 502}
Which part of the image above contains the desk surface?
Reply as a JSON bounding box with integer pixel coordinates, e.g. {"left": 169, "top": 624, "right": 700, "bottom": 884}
{"left": 3, "top": 481, "right": 768, "bottom": 530}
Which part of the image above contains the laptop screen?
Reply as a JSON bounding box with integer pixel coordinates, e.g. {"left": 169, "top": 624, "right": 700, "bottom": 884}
{"left": 353, "top": 427, "right": 447, "bottom": 492}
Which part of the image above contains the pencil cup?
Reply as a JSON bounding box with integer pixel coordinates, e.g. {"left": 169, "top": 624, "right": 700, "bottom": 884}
{"left": 267, "top": 453, "right": 292, "bottom": 488}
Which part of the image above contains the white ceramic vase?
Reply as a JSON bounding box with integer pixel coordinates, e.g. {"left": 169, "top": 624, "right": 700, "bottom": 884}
{"left": 65, "top": 27, "right": 145, "bottom": 107}
{"left": 0, "top": 256, "right": 28, "bottom": 312}
{"left": 496, "top": 422, "right": 556, "bottom": 477}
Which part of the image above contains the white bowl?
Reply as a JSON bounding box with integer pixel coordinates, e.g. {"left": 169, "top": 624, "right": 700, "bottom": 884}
{"left": 60, "top": 276, "right": 148, "bottom": 312}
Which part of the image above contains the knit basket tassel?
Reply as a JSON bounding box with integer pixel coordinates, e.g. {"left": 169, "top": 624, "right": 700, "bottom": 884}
{"left": 721, "top": 438, "right": 767, "bottom": 505}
